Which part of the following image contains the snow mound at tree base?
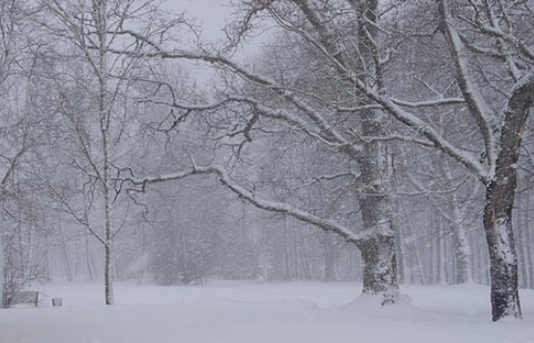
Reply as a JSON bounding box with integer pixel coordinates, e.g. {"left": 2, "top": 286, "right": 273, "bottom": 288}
{"left": 341, "top": 293, "right": 437, "bottom": 320}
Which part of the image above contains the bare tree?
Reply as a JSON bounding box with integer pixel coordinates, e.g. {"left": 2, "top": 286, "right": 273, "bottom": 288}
{"left": 0, "top": 0, "right": 46, "bottom": 308}
{"left": 36, "top": 0, "right": 184, "bottom": 305}
{"left": 116, "top": 0, "right": 533, "bottom": 320}
{"left": 117, "top": 1, "right": 403, "bottom": 305}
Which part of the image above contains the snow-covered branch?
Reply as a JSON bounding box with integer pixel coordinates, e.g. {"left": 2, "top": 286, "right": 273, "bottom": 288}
{"left": 478, "top": 24, "right": 534, "bottom": 63}
{"left": 121, "top": 164, "right": 369, "bottom": 245}
{"left": 265, "top": 0, "right": 490, "bottom": 181}
{"left": 390, "top": 97, "right": 465, "bottom": 108}
{"left": 105, "top": 23, "right": 488, "bottom": 176}
{"left": 362, "top": 92, "right": 489, "bottom": 181}
{"left": 438, "top": 0, "right": 497, "bottom": 169}
{"left": 140, "top": 94, "right": 364, "bottom": 156}
{"left": 106, "top": 0, "right": 491, "bottom": 184}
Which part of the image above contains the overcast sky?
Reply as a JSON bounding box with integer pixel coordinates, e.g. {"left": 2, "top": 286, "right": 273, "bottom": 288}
{"left": 159, "top": 0, "right": 272, "bottom": 87}
{"left": 164, "top": 0, "right": 234, "bottom": 43}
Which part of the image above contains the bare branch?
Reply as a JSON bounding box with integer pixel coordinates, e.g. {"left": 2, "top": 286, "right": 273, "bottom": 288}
{"left": 121, "top": 164, "right": 380, "bottom": 245}
{"left": 438, "top": 0, "right": 497, "bottom": 169}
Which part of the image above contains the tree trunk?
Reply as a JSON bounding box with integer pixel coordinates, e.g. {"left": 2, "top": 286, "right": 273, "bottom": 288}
{"left": 436, "top": 219, "right": 446, "bottom": 284}
{"left": 283, "top": 214, "right": 292, "bottom": 280}
{"left": 59, "top": 219, "right": 73, "bottom": 282}
{"left": 0, "top": 241, "right": 4, "bottom": 309}
{"left": 104, "top": 242, "right": 114, "bottom": 305}
{"left": 453, "top": 225, "right": 472, "bottom": 284}
{"left": 482, "top": 72, "right": 534, "bottom": 320}
{"left": 524, "top": 194, "right": 533, "bottom": 289}
{"left": 85, "top": 234, "right": 95, "bottom": 281}
{"left": 483, "top": 148, "right": 523, "bottom": 320}
{"left": 451, "top": 194, "right": 473, "bottom": 284}
{"left": 401, "top": 199, "right": 427, "bottom": 285}
{"left": 358, "top": 234, "right": 397, "bottom": 304}
{"left": 483, "top": 187, "right": 521, "bottom": 321}
{"left": 394, "top": 223, "right": 406, "bottom": 285}
{"left": 97, "top": 0, "right": 114, "bottom": 305}
{"left": 324, "top": 238, "right": 337, "bottom": 281}
{"left": 517, "top": 200, "right": 528, "bottom": 288}
{"left": 356, "top": 108, "right": 398, "bottom": 304}
{"left": 350, "top": 0, "right": 398, "bottom": 303}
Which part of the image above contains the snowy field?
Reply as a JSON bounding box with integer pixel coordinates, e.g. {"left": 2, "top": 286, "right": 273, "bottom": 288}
{"left": 1, "top": 281, "right": 533, "bottom": 343}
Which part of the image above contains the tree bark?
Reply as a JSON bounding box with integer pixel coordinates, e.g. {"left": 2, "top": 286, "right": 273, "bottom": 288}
{"left": 356, "top": 109, "right": 398, "bottom": 304}
{"left": 351, "top": 0, "right": 398, "bottom": 304}
{"left": 483, "top": 72, "right": 534, "bottom": 321}
{"left": 483, "top": 185, "right": 521, "bottom": 321}
{"left": 358, "top": 234, "right": 397, "bottom": 304}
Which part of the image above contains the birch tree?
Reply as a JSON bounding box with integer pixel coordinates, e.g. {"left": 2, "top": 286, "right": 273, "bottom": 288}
{"left": 37, "top": 0, "right": 183, "bottom": 305}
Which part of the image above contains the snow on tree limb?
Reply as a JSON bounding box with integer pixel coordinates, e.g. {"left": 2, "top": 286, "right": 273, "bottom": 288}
{"left": 510, "top": 70, "right": 534, "bottom": 98}
{"left": 390, "top": 97, "right": 465, "bottom": 108}
{"left": 278, "top": 0, "right": 490, "bottom": 181}
{"left": 363, "top": 93, "right": 489, "bottom": 181}
{"left": 106, "top": 26, "right": 488, "bottom": 180}
{"left": 139, "top": 94, "right": 364, "bottom": 155}
{"left": 437, "top": 0, "right": 497, "bottom": 170}
{"left": 482, "top": 5, "right": 521, "bottom": 82}
{"left": 478, "top": 24, "right": 534, "bottom": 62}
{"left": 240, "top": 0, "right": 489, "bottom": 181}
{"left": 121, "top": 164, "right": 372, "bottom": 245}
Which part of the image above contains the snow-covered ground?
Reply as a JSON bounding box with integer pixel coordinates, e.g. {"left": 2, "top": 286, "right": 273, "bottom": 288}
{"left": 1, "top": 281, "right": 533, "bottom": 343}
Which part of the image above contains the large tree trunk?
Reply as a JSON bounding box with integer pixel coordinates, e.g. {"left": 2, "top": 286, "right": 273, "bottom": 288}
{"left": 482, "top": 72, "right": 534, "bottom": 321}
{"left": 358, "top": 234, "right": 397, "bottom": 304}
{"left": 356, "top": 153, "right": 398, "bottom": 304}
{"left": 351, "top": 0, "right": 398, "bottom": 304}
{"left": 483, "top": 185, "right": 521, "bottom": 321}
{"left": 356, "top": 109, "right": 398, "bottom": 304}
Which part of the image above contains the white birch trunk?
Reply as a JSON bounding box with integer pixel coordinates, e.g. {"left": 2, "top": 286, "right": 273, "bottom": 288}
{"left": 96, "top": 0, "right": 114, "bottom": 306}
{"left": 451, "top": 204, "right": 473, "bottom": 284}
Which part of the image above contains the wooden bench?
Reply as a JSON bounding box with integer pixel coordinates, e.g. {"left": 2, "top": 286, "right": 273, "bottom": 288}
{"left": 11, "top": 291, "right": 39, "bottom": 307}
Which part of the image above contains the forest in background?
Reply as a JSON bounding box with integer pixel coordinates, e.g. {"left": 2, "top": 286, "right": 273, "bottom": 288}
{"left": 0, "top": 0, "right": 533, "bottom": 322}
